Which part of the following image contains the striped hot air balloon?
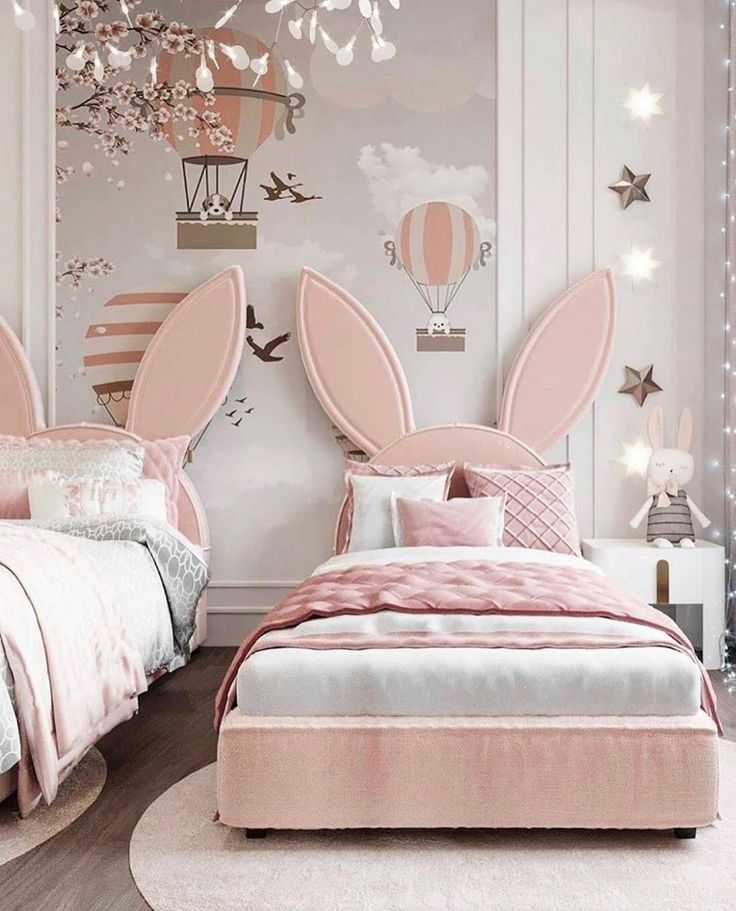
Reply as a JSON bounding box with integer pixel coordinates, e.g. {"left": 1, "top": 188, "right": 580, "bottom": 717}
{"left": 156, "top": 29, "right": 292, "bottom": 164}
{"left": 83, "top": 292, "right": 184, "bottom": 425}
{"left": 156, "top": 29, "right": 304, "bottom": 250}
{"left": 395, "top": 201, "right": 481, "bottom": 311}
{"left": 385, "top": 201, "right": 490, "bottom": 352}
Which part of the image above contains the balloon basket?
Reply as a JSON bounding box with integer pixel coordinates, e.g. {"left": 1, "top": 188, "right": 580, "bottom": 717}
{"left": 176, "top": 212, "right": 258, "bottom": 250}
{"left": 415, "top": 328, "right": 466, "bottom": 352}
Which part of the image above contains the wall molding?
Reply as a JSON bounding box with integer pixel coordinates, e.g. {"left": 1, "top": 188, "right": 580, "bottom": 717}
{"left": 22, "top": 0, "right": 56, "bottom": 424}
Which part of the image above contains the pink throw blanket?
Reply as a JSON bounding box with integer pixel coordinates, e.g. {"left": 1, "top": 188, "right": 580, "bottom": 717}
{"left": 215, "top": 559, "right": 721, "bottom": 732}
{"left": 0, "top": 525, "right": 146, "bottom": 815}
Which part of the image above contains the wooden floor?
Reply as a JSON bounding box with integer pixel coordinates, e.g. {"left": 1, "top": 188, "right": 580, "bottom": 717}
{"left": 1, "top": 652, "right": 735, "bottom": 911}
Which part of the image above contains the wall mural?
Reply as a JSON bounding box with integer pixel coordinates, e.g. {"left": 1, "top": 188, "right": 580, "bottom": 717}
{"left": 55, "top": 0, "right": 497, "bottom": 580}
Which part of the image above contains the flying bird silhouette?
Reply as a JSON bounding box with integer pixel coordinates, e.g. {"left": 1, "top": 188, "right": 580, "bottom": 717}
{"left": 225, "top": 409, "right": 237, "bottom": 418}
{"left": 244, "top": 407, "right": 254, "bottom": 414}
{"left": 246, "top": 304, "right": 263, "bottom": 331}
{"left": 246, "top": 332, "right": 291, "bottom": 363}
{"left": 232, "top": 417, "right": 243, "bottom": 427}
{"left": 289, "top": 188, "right": 322, "bottom": 204}
{"left": 235, "top": 396, "right": 248, "bottom": 404}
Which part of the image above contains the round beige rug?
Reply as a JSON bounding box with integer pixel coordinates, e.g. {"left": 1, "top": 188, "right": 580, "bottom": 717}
{"left": 130, "top": 742, "right": 736, "bottom": 911}
{"left": 0, "top": 747, "right": 106, "bottom": 865}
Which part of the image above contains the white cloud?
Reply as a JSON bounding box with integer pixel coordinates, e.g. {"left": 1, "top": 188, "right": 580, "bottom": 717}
{"left": 357, "top": 143, "right": 496, "bottom": 240}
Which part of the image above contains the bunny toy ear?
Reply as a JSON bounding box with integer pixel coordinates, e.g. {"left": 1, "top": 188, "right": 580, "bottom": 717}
{"left": 648, "top": 406, "right": 665, "bottom": 451}
{"left": 297, "top": 268, "right": 415, "bottom": 456}
{"left": 677, "top": 407, "right": 692, "bottom": 452}
{"left": 126, "top": 267, "right": 246, "bottom": 439}
{"left": 498, "top": 268, "right": 616, "bottom": 453}
{"left": 0, "top": 315, "right": 45, "bottom": 435}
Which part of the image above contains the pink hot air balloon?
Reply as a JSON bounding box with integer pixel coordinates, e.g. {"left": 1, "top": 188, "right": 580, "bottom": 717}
{"left": 83, "top": 292, "right": 184, "bottom": 425}
{"left": 386, "top": 201, "right": 491, "bottom": 352}
{"left": 156, "top": 28, "right": 305, "bottom": 250}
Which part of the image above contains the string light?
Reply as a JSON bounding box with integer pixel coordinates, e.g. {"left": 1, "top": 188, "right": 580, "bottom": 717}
{"left": 106, "top": 42, "right": 132, "bottom": 70}
{"left": 119, "top": 0, "right": 133, "bottom": 28}
{"left": 66, "top": 42, "right": 87, "bottom": 72}
{"left": 11, "top": 0, "right": 35, "bottom": 31}
{"left": 723, "top": 1, "right": 736, "bottom": 691}
{"left": 319, "top": 26, "right": 338, "bottom": 53}
{"left": 92, "top": 51, "right": 105, "bottom": 82}
{"left": 215, "top": 0, "right": 242, "bottom": 29}
{"left": 623, "top": 83, "right": 664, "bottom": 124}
{"left": 195, "top": 53, "right": 214, "bottom": 92}
{"left": 53, "top": 3, "right": 60, "bottom": 36}
{"left": 284, "top": 59, "right": 304, "bottom": 88}
{"left": 149, "top": 56, "right": 158, "bottom": 84}
{"left": 336, "top": 35, "right": 357, "bottom": 66}
{"left": 219, "top": 43, "right": 250, "bottom": 70}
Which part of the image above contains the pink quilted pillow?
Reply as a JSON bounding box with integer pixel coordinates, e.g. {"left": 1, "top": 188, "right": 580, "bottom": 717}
{"left": 465, "top": 463, "right": 581, "bottom": 556}
{"left": 341, "top": 460, "right": 455, "bottom": 554}
{"left": 142, "top": 436, "right": 190, "bottom": 525}
{"left": 392, "top": 494, "right": 506, "bottom": 548}
{"left": 0, "top": 469, "right": 60, "bottom": 519}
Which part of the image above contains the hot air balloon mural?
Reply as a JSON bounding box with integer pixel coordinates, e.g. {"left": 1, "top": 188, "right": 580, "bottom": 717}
{"left": 384, "top": 201, "right": 492, "bottom": 352}
{"left": 84, "top": 292, "right": 183, "bottom": 425}
{"left": 156, "top": 28, "right": 306, "bottom": 251}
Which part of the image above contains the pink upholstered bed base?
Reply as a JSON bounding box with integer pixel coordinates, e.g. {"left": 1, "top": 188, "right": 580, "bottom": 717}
{"left": 217, "top": 711, "right": 719, "bottom": 831}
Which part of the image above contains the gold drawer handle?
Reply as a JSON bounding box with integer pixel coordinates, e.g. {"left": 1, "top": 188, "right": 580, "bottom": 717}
{"left": 656, "top": 559, "right": 670, "bottom": 604}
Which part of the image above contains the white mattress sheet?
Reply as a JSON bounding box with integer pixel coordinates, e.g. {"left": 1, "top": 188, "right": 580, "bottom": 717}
{"left": 237, "top": 546, "right": 701, "bottom": 718}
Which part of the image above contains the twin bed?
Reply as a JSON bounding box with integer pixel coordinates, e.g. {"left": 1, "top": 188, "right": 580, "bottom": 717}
{"left": 0, "top": 267, "right": 245, "bottom": 814}
{"left": 214, "top": 268, "right": 721, "bottom": 839}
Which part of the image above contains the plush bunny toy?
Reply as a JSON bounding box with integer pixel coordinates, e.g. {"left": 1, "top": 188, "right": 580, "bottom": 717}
{"left": 629, "top": 406, "right": 710, "bottom": 548}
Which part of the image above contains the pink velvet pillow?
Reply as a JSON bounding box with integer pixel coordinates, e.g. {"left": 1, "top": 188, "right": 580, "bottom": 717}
{"left": 341, "top": 460, "right": 455, "bottom": 554}
{"left": 141, "top": 436, "right": 190, "bottom": 525}
{"left": 0, "top": 469, "right": 60, "bottom": 519}
{"left": 392, "top": 494, "right": 506, "bottom": 548}
{"left": 465, "top": 463, "right": 581, "bottom": 556}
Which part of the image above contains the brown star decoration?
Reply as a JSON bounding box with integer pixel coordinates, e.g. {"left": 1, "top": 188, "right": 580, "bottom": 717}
{"left": 618, "top": 365, "right": 662, "bottom": 407}
{"left": 609, "top": 166, "right": 651, "bottom": 209}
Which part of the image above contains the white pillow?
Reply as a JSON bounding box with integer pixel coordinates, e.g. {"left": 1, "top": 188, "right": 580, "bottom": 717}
{"left": 348, "top": 473, "right": 449, "bottom": 552}
{"left": 28, "top": 477, "right": 169, "bottom": 524}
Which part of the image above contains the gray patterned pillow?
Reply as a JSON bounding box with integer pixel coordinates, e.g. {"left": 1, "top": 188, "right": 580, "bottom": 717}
{"left": 0, "top": 437, "right": 144, "bottom": 481}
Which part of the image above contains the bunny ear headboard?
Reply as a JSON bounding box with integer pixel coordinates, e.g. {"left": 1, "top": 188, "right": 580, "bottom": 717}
{"left": 297, "top": 266, "right": 616, "bottom": 553}
{"left": 0, "top": 266, "right": 247, "bottom": 561}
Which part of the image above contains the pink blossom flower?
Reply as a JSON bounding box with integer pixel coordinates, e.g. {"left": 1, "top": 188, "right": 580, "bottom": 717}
{"left": 78, "top": 1, "right": 100, "bottom": 21}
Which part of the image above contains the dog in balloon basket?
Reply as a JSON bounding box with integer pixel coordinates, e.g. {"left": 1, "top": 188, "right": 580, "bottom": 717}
{"left": 629, "top": 406, "right": 710, "bottom": 548}
{"left": 427, "top": 311, "right": 451, "bottom": 336}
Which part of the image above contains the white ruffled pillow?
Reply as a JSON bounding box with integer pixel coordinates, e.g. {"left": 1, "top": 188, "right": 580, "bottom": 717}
{"left": 0, "top": 437, "right": 144, "bottom": 482}
{"left": 28, "top": 477, "right": 169, "bottom": 524}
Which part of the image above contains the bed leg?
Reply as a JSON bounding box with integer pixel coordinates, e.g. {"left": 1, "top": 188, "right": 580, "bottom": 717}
{"left": 674, "top": 828, "right": 696, "bottom": 839}
{"left": 246, "top": 828, "right": 267, "bottom": 839}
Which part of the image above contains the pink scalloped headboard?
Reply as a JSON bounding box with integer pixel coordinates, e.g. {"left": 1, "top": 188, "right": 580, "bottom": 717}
{"left": 332, "top": 424, "right": 545, "bottom": 553}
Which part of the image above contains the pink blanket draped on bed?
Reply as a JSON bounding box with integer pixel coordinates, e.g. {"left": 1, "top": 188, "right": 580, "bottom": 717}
{"left": 0, "top": 525, "right": 147, "bottom": 815}
{"left": 215, "top": 559, "right": 721, "bottom": 732}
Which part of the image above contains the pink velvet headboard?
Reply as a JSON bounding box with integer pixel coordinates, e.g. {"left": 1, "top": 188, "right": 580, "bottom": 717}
{"left": 0, "top": 267, "right": 247, "bottom": 639}
{"left": 296, "top": 267, "right": 616, "bottom": 554}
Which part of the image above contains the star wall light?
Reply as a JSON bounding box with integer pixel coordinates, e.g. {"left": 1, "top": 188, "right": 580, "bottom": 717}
{"left": 620, "top": 244, "right": 660, "bottom": 285}
{"left": 617, "top": 437, "right": 653, "bottom": 478}
{"left": 609, "top": 166, "right": 651, "bottom": 209}
{"left": 623, "top": 83, "right": 663, "bottom": 124}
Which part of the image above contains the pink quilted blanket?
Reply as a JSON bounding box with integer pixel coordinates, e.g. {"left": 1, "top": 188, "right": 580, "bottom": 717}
{"left": 215, "top": 559, "right": 721, "bottom": 731}
{"left": 0, "top": 525, "right": 147, "bottom": 815}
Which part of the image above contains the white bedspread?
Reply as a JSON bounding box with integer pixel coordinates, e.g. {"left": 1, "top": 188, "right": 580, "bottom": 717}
{"left": 236, "top": 546, "right": 702, "bottom": 718}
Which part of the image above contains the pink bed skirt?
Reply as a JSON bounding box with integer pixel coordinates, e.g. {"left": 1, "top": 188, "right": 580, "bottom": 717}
{"left": 216, "top": 711, "right": 719, "bottom": 831}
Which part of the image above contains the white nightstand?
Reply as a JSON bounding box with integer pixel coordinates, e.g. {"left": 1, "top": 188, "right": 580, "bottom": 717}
{"left": 582, "top": 538, "right": 725, "bottom": 670}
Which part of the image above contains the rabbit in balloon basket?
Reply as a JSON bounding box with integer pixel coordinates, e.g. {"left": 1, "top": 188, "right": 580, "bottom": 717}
{"left": 629, "top": 406, "right": 710, "bottom": 548}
